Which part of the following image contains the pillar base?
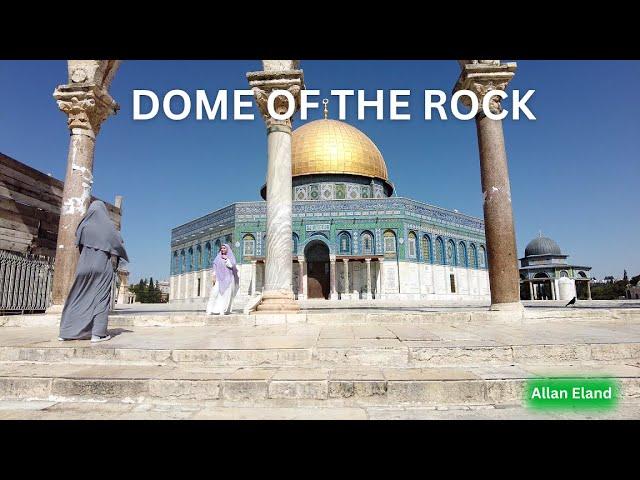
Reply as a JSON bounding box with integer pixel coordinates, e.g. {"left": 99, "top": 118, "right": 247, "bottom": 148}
{"left": 489, "top": 301, "right": 524, "bottom": 312}
{"left": 255, "top": 290, "right": 300, "bottom": 313}
{"left": 46, "top": 304, "right": 64, "bottom": 314}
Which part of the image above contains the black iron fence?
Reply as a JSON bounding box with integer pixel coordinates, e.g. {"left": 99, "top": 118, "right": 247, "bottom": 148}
{"left": 0, "top": 250, "right": 54, "bottom": 313}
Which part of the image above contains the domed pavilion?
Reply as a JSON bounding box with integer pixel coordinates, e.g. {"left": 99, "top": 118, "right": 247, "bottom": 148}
{"left": 519, "top": 234, "right": 592, "bottom": 301}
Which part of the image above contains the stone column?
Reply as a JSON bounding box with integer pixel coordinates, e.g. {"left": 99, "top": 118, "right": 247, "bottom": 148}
{"left": 342, "top": 259, "right": 350, "bottom": 299}
{"left": 250, "top": 260, "right": 257, "bottom": 295}
{"left": 378, "top": 258, "right": 385, "bottom": 299}
{"left": 454, "top": 60, "right": 522, "bottom": 311}
{"left": 49, "top": 60, "right": 121, "bottom": 311}
{"left": 297, "top": 256, "right": 305, "bottom": 300}
{"left": 329, "top": 255, "right": 338, "bottom": 300}
{"left": 248, "top": 61, "right": 304, "bottom": 312}
{"left": 528, "top": 281, "right": 534, "bottom": 301}
{"left": 365, "top": 258, "right": 372, "bottom": 300}
{"left": 587, "top": 281, "right": 592, "bottom": 300}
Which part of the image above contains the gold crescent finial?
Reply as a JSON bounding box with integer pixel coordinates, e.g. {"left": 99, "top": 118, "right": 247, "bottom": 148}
{"left": 322, "top": 98, "right": 329, "bottom": 119}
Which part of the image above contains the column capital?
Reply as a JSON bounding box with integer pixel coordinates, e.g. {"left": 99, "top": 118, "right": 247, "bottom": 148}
{"left": 297, "top": 255, "right": 305, "bottom": 263}
{"left": 453, "top": 61, "right": 517, "bottom": 115}
{"left": 247, "top": 68, "right": 305, "bottom": 129}
{"left": 365, "top": 258, "right": 371, "bottom": 263}
{"left": 53, "top": 84, "right": 119, "bottom": 137}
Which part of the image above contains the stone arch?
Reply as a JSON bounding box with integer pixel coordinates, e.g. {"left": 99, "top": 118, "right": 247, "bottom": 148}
{"left": 194, "top": 245, "right": 201, "bottom": 270}
{"left": 242, "top": 234, "right": 256, "bottom": 258}
{"left": 446, "top": 239, "right": 457, "bottom": 266}
{"left": 173, "top": 251, "right": 179, "bottom": 275}
{"left": 407, "top": 231, "right": 417, "bottom": 258}
{"left": 534, "top": 272, "right": 549, "bottom": 279}
{"left": 204, "top": 241, "right": 212, "bottom": 267}
{"left": 383, "top": 230, "right": 397, "bottom": 255}
{"left": 303, "top": 233, "right": 332, "bottom": 255}
{"left": 478, "top": 245, "right": 487, "bottom": 269}
{"left": 304, "top": 239, "right": 331, "bottom": 299}
{"left": 292, "top": 232, "right": 299, "bottom": 255}
{"left": 421, "top": 234, "right": 432, "bottom": 263}
{"left": 469, "top": 243, "right": 478, "bottom": 269}
{"left": 458, "top": 241, "right": 468, "bottom": 268}
{"left": 338, "top": 231, "right": 352, "bottom": 255}
{"left": 187, "top": 247, "right": 193, "bottom": 272}
{"left": 360, "top": 230, "right": 374, "bottom": 255}
{"left": 435, "top": 237, "right": 445, "bottom": 264}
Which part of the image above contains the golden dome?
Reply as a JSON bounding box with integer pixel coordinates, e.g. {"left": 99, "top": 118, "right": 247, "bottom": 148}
{"left": 292, "top": 119, "right": 389, "bottom": 182}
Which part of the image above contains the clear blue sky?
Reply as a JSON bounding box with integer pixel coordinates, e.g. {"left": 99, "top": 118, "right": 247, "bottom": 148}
{"left": 1, "top": 60, "right": 638, "bottom": 282}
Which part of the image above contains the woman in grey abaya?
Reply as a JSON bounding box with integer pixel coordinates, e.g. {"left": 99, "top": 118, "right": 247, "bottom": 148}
{"left": 58, "top": 200, "right": 129, "bottom": 343}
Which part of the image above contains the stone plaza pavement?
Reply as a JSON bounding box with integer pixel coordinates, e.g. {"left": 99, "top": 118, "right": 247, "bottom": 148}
{"left": 1, "top": 301, "right": 640, "bottom": 419}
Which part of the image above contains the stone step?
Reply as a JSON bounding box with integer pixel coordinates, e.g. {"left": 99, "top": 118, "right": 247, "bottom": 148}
{"left": 2, "top": 362, "right": 639, "bottom": 408}
{"left": 3, "top": 401, "right": 640, "bottom": 420}
{"left": 3, "top": 307, "right": 639, "bottom": 328}
{"left": 1, "top": 341, "right": 638, "bottom": 368}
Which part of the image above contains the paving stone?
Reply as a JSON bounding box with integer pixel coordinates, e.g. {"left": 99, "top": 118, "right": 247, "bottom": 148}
{"left": 268, "top": 381, "right": 328, "bottom": 399}
{"left": 0, "top": 377, "right": 52, "bottom": 399}
{"left": 409, "top": 345, "right": 513, "bottom": 366}
{"left": 383, "top": 368, "right": 479, "bottom": 381}
{"left": 148, "top": 380, "right": 220, "bottom": 400}
{"left": 385, "top": 380, "right": 486, "bottom": 405}
{"left": 221, "top": 381, "right": 268, "bottom": 401}
{"left": 192, "top": 407, "right": 368, "bottom": 420}
{"left": 512, "top": 344, "right": 592, "bottom": 363}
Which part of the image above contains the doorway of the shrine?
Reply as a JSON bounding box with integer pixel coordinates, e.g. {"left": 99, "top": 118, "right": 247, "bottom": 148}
{"left": 305, "top": 240, "right": 330, "bottom": 299}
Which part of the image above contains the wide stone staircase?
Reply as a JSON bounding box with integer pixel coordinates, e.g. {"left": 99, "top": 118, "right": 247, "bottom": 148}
{"left": 1, "top": 308, "right": 640, "bottom": 419}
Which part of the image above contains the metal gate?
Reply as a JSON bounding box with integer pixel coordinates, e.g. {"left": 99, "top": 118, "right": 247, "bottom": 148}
{"left": 0, "top": 250, "right": 54, "bottom": 313}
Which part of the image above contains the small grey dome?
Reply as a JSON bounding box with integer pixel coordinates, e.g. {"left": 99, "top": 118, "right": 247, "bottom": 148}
{"left": 525, "top": 236, "right": 561, "bottom": 257}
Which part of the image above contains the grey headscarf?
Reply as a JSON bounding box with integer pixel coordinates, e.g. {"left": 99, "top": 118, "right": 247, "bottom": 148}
{"left": 75, "top": 200, "right": 129, "bottom": 262}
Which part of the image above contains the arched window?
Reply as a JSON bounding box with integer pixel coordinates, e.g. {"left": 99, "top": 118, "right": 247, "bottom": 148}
{"left": 204, "top": 242, "right": 211, "bottom": 267}
{"left": 578, "top": 271, "right": 587, "bottom": 278}
{"left": 195, "top": 245, "right": 202, "bottom": 271}
{"left": 458, "top": 241, "right": 467, "bottom": 268}
{"left": 243, "top": 234, "right": 256, "bottom": 257}
{"left": 361, "top": 231, "right": 374, "bottom": 255}
{"left": 187, "top": 247, "right": 193, "bottom": 273}
{"left": 478, "top": 245, "right": 487, "bottom": 269}
{"left": 435, "top": 237, "right": 444, "bottom": 264}
{"left": 560, "top": 270, "right": 569, "bottom": 278}
{"left": 446, "top": 239, "right": 456, "bottom": 266}
{"left": 469, "top": 244, "right": 478, "bottom": 269}
{"left": 383, "top": 230, "right": 396, "bottom": 254}
{"left": 225, "top": 234, "right": 232, "bottom": 245}
{"left": 421, "top": 235, "right": 432, "bottom": 263}
{"left": 173, "top": 251, "right": 179, "bottom": 275}
{"left": 292, "top": 233, "right": 299, "bottom": 254}
{"left": 407, "top": 232, "right": 417, "bottom": 258}
{"left": 180, "top": 250, "right": 186, "bottom": 274}
{"left": 214, "top": 239, "right": 221, "bottom": 253}
{"left": 338, "top": 232, "right": 351, "bottom": 254}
